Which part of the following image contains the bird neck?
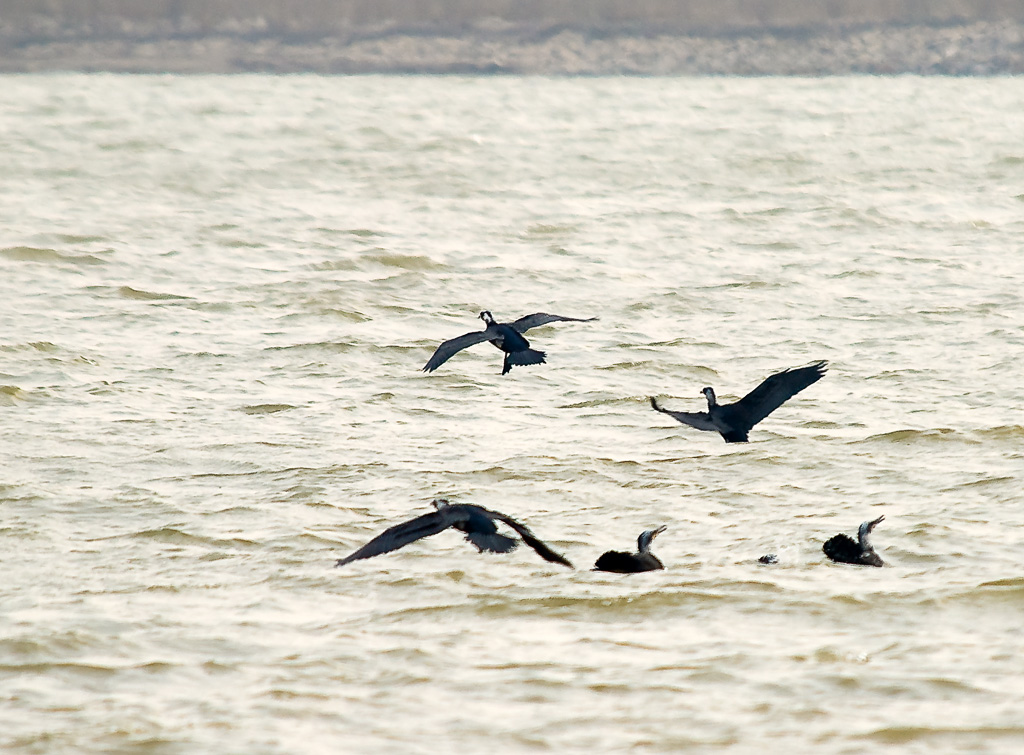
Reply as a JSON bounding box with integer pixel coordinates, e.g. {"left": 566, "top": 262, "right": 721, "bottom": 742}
{"left": 637, "top": 528, "right": 661, "bottom": 553}
{"left": 858, "top": 524, "right": 873, "bottom": 551}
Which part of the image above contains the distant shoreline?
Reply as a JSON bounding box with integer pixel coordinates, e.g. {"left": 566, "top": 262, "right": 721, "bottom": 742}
{"left": 4, "top": 0, "right": 1024, "bottom": 75}
{"left": 3, "top": 20, "right": 1024, "bottom": 75}
{"left": 3, "top": 22, "right": 1024, "bottom": 75}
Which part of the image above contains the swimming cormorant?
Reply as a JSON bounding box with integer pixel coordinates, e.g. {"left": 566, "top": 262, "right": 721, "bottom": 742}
{"left": 422, "top": 310, "right": 597, "bottom": 375}
{"left": 593, "top": 526, "right": 666, "bottom": 573}
{"left": 650, "top": 360, "right": 828, "bottom": 442}
{"left": 335, "top": 498, "right": 574, "bottom": 568}
{"left": 823, "top": 516, "right": 885, "bottom": 567}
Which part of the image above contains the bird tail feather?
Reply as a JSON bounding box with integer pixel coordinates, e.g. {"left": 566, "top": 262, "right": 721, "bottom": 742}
{"left": 502, "top": 349, "right": 546, "bottom": 376}
{"left": 466, "top": 532, "right": 519, "bottom": 553}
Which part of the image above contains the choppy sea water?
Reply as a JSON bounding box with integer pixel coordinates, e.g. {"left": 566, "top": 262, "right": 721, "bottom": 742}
{"left": 1, "top": 74, "right": 1023, "bottom": 753}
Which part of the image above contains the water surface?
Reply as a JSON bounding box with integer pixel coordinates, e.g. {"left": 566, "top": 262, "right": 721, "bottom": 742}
{"left": 2, "top": 74, "right": 1023, "bottom": 753}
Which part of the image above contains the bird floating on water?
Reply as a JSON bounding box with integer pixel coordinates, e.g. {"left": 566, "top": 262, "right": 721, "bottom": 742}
{"left": 422, "top": 310, "right": 597, "bottom": 375}
{"left": 823, "top": 515, "right": 885, "bottom": 567}
{"left": 593, "top": 526, "right": 667, "bottom": 573}
{"left": 650, "top": 360, "right": 828, "bottom": 442}
{"left": 335, "top": 498, "right": 574, "bottom": 568}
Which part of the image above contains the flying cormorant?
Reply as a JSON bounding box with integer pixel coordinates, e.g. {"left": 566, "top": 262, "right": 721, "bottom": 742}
{"left": 650, "top": 360, "right": 828, "bottom": 442}
{"left": 335, "top": 498, "right": 574, "bottom": 568}
{"left": 593, "top": 526, "right": 667, "bottom": 573}
{"left": 823, "top": 516, "right": 885, "bottom": 567}
{"left": 422, "top": 311, "right": 597, "bottom": 375}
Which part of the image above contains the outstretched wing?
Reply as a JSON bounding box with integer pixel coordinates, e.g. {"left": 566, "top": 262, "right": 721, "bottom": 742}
{"left": 336, "top": 509, "right": 459, "bottom": 566}
{"left": 510, "top": 313, "right": 598, "bottom": 334}
{"left": 649, "top": 397, "right": 717, "bottom": 432}
{"left": 487, "top": 509, "right": 574, "bottom": 568}
{"left": 732, "top": 361, "right": 827, "bottom": 427}
{"left": 422, "top": 329, "right": 494, "bottom": 372}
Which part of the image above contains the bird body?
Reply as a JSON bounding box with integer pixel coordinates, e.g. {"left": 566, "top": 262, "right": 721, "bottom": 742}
{"left": 486, "top": 319, "right": 546, "bottom": 375}
{"left": 594, "top": 526, "right": 667, "bottom": 573}
{"left": 650, "top": 361, "right": 828, "bottom": 442}
{"left": 823, "top": 516, "right": 885, "bottom": 567}
{"left": 422, "top": 310, "right": 596, "bottom": 375}
{"left": 336, "top": 499, "right": 573, "bottom": 568}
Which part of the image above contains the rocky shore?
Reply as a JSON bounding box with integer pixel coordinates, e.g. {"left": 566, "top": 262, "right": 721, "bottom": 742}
{"left": 2, "top": 21, "right": 1023, "bottom": 75}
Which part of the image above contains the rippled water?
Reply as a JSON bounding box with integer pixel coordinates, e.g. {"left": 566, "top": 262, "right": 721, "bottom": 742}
{"left": 2, "top": 74, "right": 1024, "bottom": 753}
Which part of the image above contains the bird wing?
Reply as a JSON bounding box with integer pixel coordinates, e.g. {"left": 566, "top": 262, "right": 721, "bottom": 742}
{"left": 335, "top": 509, "right": 459, "bottom": 566}
{"left": 464, "top": 531, "right": 519, "bottom": 553}
{"left": 421, "top": 329, "right": 494, "bottom": 372}
{"left": 649, "top": 397, "right": 718, "bottom": 432}
{"left": 593, "top": 550, "right": 637, "bottom": 573}
{"left": 486, "top": 509, "right": 574, "bottom": 568}
{"left": 509, "top": 313, "right": 598, "bottom": 334}
{"left": 732, "top": 361, "right": 828, "bottom": 427}
{"left": 822, "top": 532, "right": 861, "bottom": 564}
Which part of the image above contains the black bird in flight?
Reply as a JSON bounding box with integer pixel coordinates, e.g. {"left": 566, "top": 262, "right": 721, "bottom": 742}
{"left": 823, "top": 515, "right": 885, "bottom": 567}
{"left": 650, "top": 360, "right": 828, "bottom": 442}
{"left": 335, "top": 499, "right": 574, "bottom": 568}
{"left": 593, "top": 526, "right": 667, "bottom": 573}
{"left": 422, "top": 310, "right": 597, "bottom": 375}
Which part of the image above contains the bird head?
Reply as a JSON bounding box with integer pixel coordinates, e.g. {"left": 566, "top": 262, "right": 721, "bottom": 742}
{"left": 431, "top": 498, "right": 451, "bottom": 511}
{"left": 858, "top": 515, "right": 884, "bottom": 545}
{"left": 702, "top": 386, "right": 717, "bottom": 408}
{"left": 638, "top": 525, "right": 667, "bottom": 553}
{"left": 478, "top": 311, "right": 495, "bottom": 325}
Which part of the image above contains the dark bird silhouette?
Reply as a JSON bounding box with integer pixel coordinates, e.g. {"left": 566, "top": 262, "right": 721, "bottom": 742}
{"left": 335, "top": 498, "right": 573, "bottom": 568}
{"left": 593, "top": 526, "right": 666, "bottom": 573}
{"left": 650, "top": 360, "right": 828, "bottom": 442}
{"left": 823, "top": 516, "right": 885, "bottom": 567}
{"left": 422, "top": 310, "right": 597, "bottom": 375}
